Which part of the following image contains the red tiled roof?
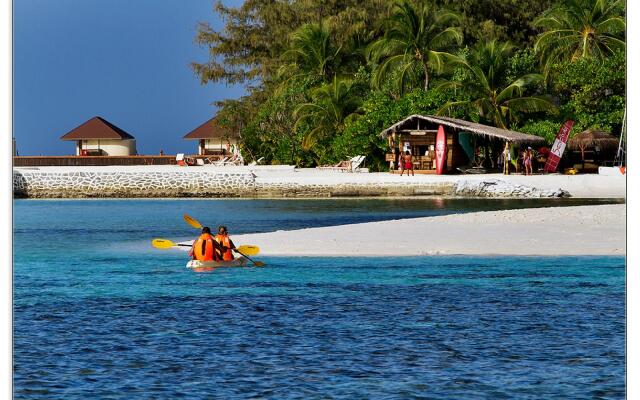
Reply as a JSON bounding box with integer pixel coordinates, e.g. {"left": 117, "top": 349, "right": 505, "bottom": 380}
{"left": 60, "top": 117, "right": 135, "bottom": 140}
{"left": 183, "top": 116, "right": 237, "bottom": 140}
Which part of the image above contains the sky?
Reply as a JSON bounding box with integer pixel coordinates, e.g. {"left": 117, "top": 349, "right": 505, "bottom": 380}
{"left": 13, "top": 0, "right": 246, "bottom": 156}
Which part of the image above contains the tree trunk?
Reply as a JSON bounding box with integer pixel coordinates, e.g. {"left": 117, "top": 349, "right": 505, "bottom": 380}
{"left": 423, "top": 61, "right": 430, "bottom": 90}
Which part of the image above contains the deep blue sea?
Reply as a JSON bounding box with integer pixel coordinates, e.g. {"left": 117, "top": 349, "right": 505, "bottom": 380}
{"left": 14, "top": 199, "right": 625, "bottom": 399}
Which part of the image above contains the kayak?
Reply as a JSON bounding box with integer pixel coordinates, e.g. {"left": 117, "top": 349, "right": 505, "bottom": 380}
{"left": 186, "top": 258, "right": 249, "bottom": 269}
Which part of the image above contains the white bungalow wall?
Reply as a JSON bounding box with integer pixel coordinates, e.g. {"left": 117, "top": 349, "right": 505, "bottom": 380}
{"left": 199, "top": 138, "right": 239, "bottom": 154}
{"left": 77, "top": 139, "right": 137, "bottom": 156}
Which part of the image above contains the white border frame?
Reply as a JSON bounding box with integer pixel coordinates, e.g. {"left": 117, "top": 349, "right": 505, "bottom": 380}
{"left": 1, "top": 0, "right": 13, "bottom": 397}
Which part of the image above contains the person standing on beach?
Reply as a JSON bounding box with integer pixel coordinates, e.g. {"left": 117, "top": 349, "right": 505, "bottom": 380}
{"left": 397, "top": 152, "right": 404, "bottom": 174}
{"left": 215, "top": 225, "right": 237, "bottom": 261}
{"left": 524, "top": 147, "right": 533, "bottom": 175}
{"left": 400, "top": 151, "right": 414, "bottom": 176}
{"left": 502, "top": 142, "right": 511, "bottom": 175}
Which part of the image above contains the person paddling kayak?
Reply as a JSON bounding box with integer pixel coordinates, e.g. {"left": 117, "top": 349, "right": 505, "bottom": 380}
{"left": 189, "top": 227, "right": 224, "bottom": 261}
{"left": 215, "top": 225, "right": 236, "bottom": 261}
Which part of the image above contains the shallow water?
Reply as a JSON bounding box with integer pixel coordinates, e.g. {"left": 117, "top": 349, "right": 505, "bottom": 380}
{"left": 13, "top": 199, "right": 625, "bottom": 399}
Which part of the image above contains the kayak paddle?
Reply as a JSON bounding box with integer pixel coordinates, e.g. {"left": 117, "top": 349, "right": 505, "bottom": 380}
{"left": 183, "top": 214, "right": 203, "bottom": 229}
{"left": 233, "top": 249, "right": 265, "bottom": 267}
{"left": 152, "top": 238, "right": 191, "bottom": 249}
{"left": 152, "top": 238, "right": 260, "bottom": 255}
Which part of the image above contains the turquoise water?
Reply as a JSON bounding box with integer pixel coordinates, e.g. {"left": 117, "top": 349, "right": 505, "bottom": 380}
{"left": 14, "top": 199, "right": 625, "bottom": 399}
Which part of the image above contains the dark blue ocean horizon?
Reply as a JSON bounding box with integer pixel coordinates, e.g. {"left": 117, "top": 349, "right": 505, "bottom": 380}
{"left": 13, "top": 199, "right": 625, "bottom": 399}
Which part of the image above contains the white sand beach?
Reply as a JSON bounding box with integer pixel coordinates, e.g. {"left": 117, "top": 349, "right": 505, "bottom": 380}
{"left": 228, "top": 204, "right": 625, "bottom": 257}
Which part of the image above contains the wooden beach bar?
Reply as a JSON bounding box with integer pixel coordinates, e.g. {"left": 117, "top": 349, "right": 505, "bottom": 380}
{"left": 381, "top": 115, "right": 546, "bottom": 174}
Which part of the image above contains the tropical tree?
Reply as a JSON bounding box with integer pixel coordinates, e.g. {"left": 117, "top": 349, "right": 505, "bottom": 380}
{"left": 534, "top": 0, "right": 625, "bottom": 73}
{"left": 366, "top": 0, "right": 463, "bottom": 93}
{"left": 293, "top": 77, "right": 363, "bottom": 151}
{"left": 437, "top": 40, "right": 556, "bottom": 129}
{"left": 278, "top": 23, "right": 343, "bottom": 82}
{"left": 440, "top": 0, "right": 554, "bottom": 47}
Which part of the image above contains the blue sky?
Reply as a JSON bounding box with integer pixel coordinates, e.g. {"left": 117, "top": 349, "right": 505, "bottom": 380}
{"left": 13, "top": 0, "right": 246, "bottom": 155}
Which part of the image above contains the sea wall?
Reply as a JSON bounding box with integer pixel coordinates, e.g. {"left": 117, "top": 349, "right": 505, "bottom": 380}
{"left": 13, "top": 168, "right": 570, "bottom": 198}
{"left": 13, "top": 170, "right": 256, "bottom": 198}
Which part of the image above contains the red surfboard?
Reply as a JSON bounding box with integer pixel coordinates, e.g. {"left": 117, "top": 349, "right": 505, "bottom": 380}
{"left": 543, "top": 120, "right": 574, "bottom": 173}
{"left": 435, "top": 125, "right": 446, "bottom": 175}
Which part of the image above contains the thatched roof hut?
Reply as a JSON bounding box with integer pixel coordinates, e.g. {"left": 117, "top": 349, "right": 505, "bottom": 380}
{"left": 380, "top": 114, "right": 546, "bottom": 145}
{"left": 568, "top": 129, "right": 619, "bottom": 163}
{"left": 567, "top": 129, "right": 619, "bottom": 151}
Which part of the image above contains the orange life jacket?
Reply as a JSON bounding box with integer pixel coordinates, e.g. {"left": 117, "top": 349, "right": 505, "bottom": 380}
{"left": 194, "top": 233, "right": 217, "bottom": 261}
{"left": 215, "top": 234, "right": 234, "bottom": 261}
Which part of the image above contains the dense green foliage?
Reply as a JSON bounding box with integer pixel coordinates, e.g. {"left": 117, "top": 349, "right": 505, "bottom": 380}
{"left": 437, "top": 40, "right": 556, "bottom": 129}
{"left": 534, "top": 0, "right": 625, "bottom": 75}
{"left": 193, "top": 0, "right": 625, "bottom": 169}
{"left": 366, "top": 2, "right": 462, "bottom": 92}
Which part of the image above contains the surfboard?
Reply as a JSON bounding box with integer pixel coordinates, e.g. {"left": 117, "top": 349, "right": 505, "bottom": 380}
{"left": 435, "top": 125, "right": 446, "bottom": 175}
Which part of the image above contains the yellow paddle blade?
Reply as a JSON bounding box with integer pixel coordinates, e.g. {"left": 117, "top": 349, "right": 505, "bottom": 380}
{"left": 253, "top": 261, "right": 265, "bottom": 267}
{"left": 183, "top": 214, "right": 203, "bottom": 229}
{"left": 237, "top": 245, "right": 260, "bottom": 256}
{"left": 152, "top": 239, "right": 177, "bottom": 249}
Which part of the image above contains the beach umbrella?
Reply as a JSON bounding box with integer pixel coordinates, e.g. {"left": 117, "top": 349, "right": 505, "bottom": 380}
{"left": 567, "top": 129, "right": 619, "bottom": 161}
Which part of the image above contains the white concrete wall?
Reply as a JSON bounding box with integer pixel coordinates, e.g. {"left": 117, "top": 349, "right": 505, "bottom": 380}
{"left": 80, "top": 139, "right": 137, "bottom": 156}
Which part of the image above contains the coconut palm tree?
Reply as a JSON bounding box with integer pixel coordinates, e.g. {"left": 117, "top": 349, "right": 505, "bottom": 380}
{"left": 293, "top": 76, "right": 362, "bottom": 150}
{"left": 278, "top": 22, "right": 342, "bottom": 82}
{"left": 534, "top": 0, "right": 625, "bottom": 73}
{"left": 366, "top": 0, "right": 462, "bottom": 93}
{"left": 437, "top": 40, "right": 556, "bottom": 129}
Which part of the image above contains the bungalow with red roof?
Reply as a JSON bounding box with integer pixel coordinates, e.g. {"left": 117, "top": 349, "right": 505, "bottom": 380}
{"left": 61, "top": 116, "right": 137, "bottom": 156}
{"left": 183, "top": 116, "right": 239, "bottom": 155}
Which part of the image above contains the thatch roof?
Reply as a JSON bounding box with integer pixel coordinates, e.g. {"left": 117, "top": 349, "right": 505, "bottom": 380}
{"left": 60, "top": 117, "right": 135, "bottom": 140}
{"left": 183, "top": 116, "right": 237, "bottom": 140}
{"left": 380, "top": 114, "right": 546, "bottom": 145}
{"left": 567, "top": 129, "right": 619, "bottom": 151}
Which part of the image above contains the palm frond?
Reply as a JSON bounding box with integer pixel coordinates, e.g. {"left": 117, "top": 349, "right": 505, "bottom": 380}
{"left": 505, "top": 96, "right": 556, "bottom": 114}
{"left": 496, "top": 74, "right": 543, "bottom": 103}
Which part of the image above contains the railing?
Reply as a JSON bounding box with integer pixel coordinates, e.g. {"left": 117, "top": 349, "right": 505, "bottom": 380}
{"left": 13, "top": 155, "right": 225, "bottom": 167}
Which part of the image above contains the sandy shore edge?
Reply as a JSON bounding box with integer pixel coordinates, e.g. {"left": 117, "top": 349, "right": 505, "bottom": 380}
{"left": 219, "top": 204, "right": 624, "bottom": 257}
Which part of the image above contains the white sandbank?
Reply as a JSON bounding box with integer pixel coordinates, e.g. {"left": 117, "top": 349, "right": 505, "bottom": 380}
{"left": 228, "top": 204, "right": 625, "bottom": 257}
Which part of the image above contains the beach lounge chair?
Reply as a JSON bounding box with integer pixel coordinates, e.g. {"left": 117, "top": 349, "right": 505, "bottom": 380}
{"left": 216, "top": 154, "right": 243, "bottom": 166}
{"left": 233, "top": 155, "right": 245, "bottom": 166}
{"left": 214, "top": 157, "right": 230, "bottom": 166}
{"left": 317, "top": 155, "right": 366, "bottom": 172}
{"left": 248, "top": 157, "right": 265, "bottom": 167}
{"left": 350, "top": 155, "right": 366, "bottom": 172}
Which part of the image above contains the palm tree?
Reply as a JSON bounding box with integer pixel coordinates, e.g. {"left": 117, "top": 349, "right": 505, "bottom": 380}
{"left": 278, "top": 23, "right": 342, "bottom": 82}
{"left": 437, "top": 40, "right": 556, "bottom": 129}
{"left": 366, "top": 0, "right": 462, "bottom": 92}
{"left": 534, "top": 0, "right": 625, "bottom": 72}
{"left": 293, "top": 77, "right": 362, "bottom": 150}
